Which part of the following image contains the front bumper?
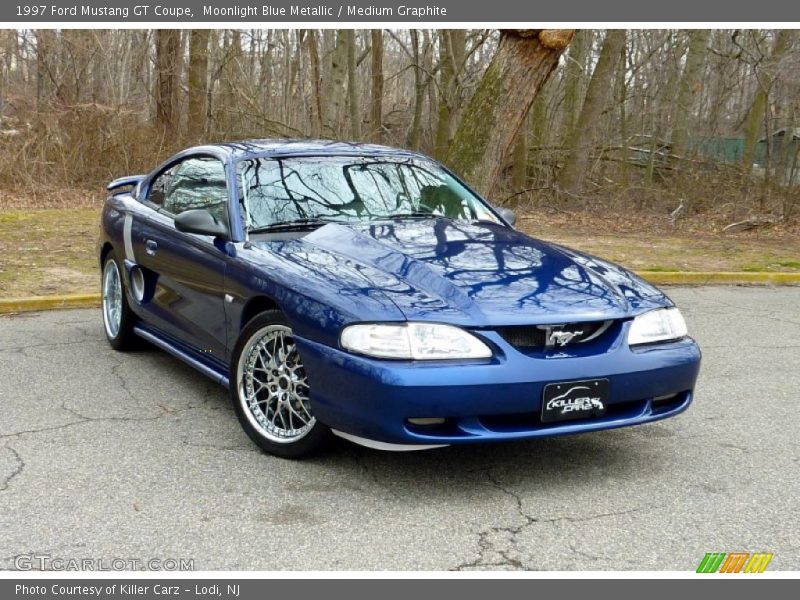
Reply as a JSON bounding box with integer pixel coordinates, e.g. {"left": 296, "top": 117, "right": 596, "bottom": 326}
{"left": 295, "top": 327, "right": 701, "bottom": 446}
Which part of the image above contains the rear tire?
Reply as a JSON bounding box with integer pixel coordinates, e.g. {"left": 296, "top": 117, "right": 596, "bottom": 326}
{"left": 230, "top": 310, "right": 331, "bottom": 459}
{"left": 101, "top": 251, "right": 138, "bottom": 351}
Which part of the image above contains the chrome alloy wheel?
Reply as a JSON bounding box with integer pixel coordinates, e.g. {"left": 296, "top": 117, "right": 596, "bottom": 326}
{"left": 102, "top": 259, "right": 123, "bottom": 339}
{"left": 236, "top": 325, "right": 316, "bottom": 444}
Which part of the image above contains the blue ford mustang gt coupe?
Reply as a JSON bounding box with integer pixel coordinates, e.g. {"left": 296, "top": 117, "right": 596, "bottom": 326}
{"left": 98, "top": 140, "right": 701, "bottom": 458}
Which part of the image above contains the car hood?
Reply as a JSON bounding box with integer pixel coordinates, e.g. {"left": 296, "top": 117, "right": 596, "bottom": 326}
{"left": 258, "top": 219, "right": 670, "bottom": 327}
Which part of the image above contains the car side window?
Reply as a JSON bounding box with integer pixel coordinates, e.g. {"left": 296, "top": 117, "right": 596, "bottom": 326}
{"left": 147, "top": 166, "right": 176, "bottom": 208}
{"left": 159, "top": 158, "right": 229, "bottom": 224}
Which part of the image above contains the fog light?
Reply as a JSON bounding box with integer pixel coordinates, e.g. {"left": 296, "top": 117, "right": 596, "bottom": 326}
{"left": 407, "top": 418, "right": 446, "bottom": 426}
{"left": 651, "top": 392, "right": 684, "bottom": 413}
{"left": 130, "top": 266, "right": 145, "bottom": 302}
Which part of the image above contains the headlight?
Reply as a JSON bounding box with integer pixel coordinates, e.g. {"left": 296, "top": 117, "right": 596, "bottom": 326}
{"left": 340, "top": 322, "right": 492, "bottom": 360}
{"left": 628, "top": 308, "right": 688, "bottom": 346}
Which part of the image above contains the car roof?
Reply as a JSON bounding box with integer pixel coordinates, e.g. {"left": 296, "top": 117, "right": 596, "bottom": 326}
{"left": 192, "top": 139, "right": 427, "bottom": 162}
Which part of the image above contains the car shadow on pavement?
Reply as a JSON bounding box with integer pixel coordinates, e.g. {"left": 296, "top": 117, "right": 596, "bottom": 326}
{"left": 313, "top": 428, "right": 658, "bottom": 501}
{"left": 137, "top": 342, "right": 671, "bottom": 497}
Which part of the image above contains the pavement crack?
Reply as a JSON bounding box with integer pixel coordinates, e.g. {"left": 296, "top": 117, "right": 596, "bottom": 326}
{"left": 0, "top": 339, "right": 97, "bottom": 354}
{"left": 110, "top": 359, "right": 138, "bottom": 402}
{"left": 0, "top": 406, "right": 202, "bottom": 441}
{"left": 452, "top": 470, "right": 536, "bottom": 570}
{"left": 0, "top": 443, "right": 25, "bottom": 492}
{"left": 182, "top": 440, "right": 260, "bottom": 453}
{"left": 452, "top": 469, "right": 656, "bottom": 571}
{"left": 706, "top": 296, "right": 800, "bottom": 328}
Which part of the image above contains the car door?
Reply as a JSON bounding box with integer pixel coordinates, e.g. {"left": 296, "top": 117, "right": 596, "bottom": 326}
{"left": 137, "top": 156, "right": 230, "bottom": 362}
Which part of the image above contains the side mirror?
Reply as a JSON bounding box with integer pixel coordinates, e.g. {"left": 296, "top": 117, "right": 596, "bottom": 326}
{"left": 495, "top": 206, "right": 517, "bottom": 227}
{"left": 174, "top": 209, "right": 229, "bottom": 239}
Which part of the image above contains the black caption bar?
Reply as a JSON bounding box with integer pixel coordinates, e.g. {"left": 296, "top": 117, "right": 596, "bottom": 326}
{"left": 3, "top": 0, "right": 800, "bottom": 22}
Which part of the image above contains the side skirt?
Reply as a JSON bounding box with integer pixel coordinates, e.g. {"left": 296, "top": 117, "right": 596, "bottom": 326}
{"left": 133, "top": 324, "right": 229, "bottom": 387}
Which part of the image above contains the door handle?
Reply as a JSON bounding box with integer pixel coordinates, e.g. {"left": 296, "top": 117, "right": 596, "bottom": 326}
{"left": 145, "top": 239, "right": 158, "bottom": 256}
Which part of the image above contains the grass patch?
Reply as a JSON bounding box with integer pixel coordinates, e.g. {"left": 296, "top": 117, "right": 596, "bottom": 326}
{"left": 522, "top": 221, "right": 800, "bottom": 275}
{"left": 0, "top": 208, "right": 99, "bottom": 297}
{"left": 774, "top": 260, "right": 800, "bottom": 269}
{"left": 0, "top": 207, "right": 799, "bottom": 298}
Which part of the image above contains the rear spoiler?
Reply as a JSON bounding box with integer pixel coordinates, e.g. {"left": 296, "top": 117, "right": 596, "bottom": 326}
{"left": 107, "top": 175, "right": 145, "bottom": 192}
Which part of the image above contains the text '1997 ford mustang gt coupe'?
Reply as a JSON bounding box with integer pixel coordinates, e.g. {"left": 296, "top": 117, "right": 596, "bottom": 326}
{"left": 98, "top": 140, "right": 701, "bottom": 458}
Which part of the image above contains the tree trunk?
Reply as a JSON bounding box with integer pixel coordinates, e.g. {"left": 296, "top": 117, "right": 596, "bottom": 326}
{"left": 370, "top": 29, "right": 384, "bottom": 142}
{"left": 187, "top": 29, "right": 209, "bottom": 141}
{"left": 306, "top": 30, "right": 323, "bottom": 137}
{"left": 59, "top": 30, "right": 94, "bottom": 105}
{"left": 559, "top": 30, "right": 589, "bottom": 145}
{"left": 670, "top": 30, "right": 711, "bottom": 159}
{"left": 281, "top": 30, "right": 293, "bottom": 128}
{"left": 408, "top": 30, "right": 425, "bottom": 149}
{"left": 154, "top": 29, "right": 181, "bottom": 136}
{"left": 324, "top": 30, "right": 348, "bottom": 137}
{"left": 446, "top": 30, "right": 573, "bottom": 198}
{"left": 742, "top": 30, "right": 795, "bottom": 170}
{"left": 434, "top": 30, "right": 465, "bottom": 160}
{"left": 258, "top": 30, "right": 273, "bottom": 116}
{"left": 645, "top": 32, "right": 683, "bottom": 186}
{"left": 614, "top": 39, "right": 629, "bottom": 186}
{"left": 346, "top": 30, "right": 360, "bottom": 139}
{"left": 511, "top": 122, "right": 528, "bottom": 192}
{"left": 127, "top": 30, "right": 149, "bottom": 104}
{"left": 557, "top": 30, "right": 625, "bottom": 195}
{"left": 0, "top": 32, "right": 5, "bottom": 108}
{"left": 219, "top": 30, "right": 243, "bottom": 135}
{"left": 35, "top": 30, "right": 55, "bottom": 111}
{"left": 319, "top": 29, "right": 334, "bottom": 105}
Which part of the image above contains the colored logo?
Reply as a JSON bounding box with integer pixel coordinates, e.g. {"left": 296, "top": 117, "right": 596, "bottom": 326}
{"left": 696, "top": 552, "right": 773, "bottom": 573}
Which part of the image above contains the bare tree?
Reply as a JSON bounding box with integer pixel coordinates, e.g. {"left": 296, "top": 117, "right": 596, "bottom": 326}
{"left": 306, "top": 30, "right": 323, "bottom": 137}
{"left": 407, "top": 30, "right": 429, "bottom": 149}
{"left": 346, "top": 30, "right": 360, "bottom": 139}
{"left": 4, "top": 27, "right": 800, "bottom": 224}
{"left": 742, "top": 29, "right": 795, "bottom": 170}
{"left": 447, "top": 29, "right": 574, "bottom": 197}
{"left": 434, "top": 30, "right": 466, "bottom": 160}
{"left": 559, "top": 30, "right": 589, "bottom": 144}
{"left": 324, "top": 30, "right": 349, "bottom": 137}
{"left": 187, "top": 29, "right": 209, "bottom": 140}
{"left": 670, "top": 30, "right": 711, "bottom": 159}
{"left": 370, "top": 29, "right": 384, "bottom": 142}
{"left": 34, "top": 30, "right": 55, "bottom": 111}
{"left": 154, "top": 29, "right": 181, "bottom": 135}
{"left": 558, "top": 30, "right": 626, "bottom": 195}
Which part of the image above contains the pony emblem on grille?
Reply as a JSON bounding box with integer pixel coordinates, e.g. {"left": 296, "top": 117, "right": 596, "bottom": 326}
{"left": 548, "top": 329, "right": 584, "bottom": 347}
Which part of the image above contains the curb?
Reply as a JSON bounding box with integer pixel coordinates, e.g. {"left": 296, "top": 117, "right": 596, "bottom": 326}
{"left": 1, "top": 272, "right": 799, "bottom": 315}
{"left": 636, "top": 271, "right": 800, "bottom": 285}
{"left": 0, "top": 293, "right": 101, "bottom": 314}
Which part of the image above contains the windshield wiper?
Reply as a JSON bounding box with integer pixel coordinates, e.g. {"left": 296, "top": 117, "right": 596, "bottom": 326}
{"left": 249, "top": 217, "right": 344, "bottom": 233}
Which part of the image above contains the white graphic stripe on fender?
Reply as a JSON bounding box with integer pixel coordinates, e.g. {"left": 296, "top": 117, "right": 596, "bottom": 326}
{"left": 123, "top": 213, "right": 134, "bottom": 262}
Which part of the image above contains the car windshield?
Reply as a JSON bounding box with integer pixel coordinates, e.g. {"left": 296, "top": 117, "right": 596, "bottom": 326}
{"left": 237, "top": 156, "right": 500, "bottom": 231}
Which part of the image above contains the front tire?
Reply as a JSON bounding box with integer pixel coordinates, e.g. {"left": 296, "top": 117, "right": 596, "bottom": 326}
{"left": 230, "top": 310, "right": 331, "bottom": 458}
{"left": 101, "top": 251, "right": 138, "bottom": 351}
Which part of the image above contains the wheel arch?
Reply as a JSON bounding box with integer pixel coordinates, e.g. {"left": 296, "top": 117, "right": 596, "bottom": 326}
{"left": 239, "top": 295, "right": 282, "bottom": 332}
{"left": 99, "top": 242, "right": 114, "bottom": 269}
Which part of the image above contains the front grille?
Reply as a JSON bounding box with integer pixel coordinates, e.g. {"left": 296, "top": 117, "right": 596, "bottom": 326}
{"left": 496, "top": 320, "right": 613, "bottom": 350}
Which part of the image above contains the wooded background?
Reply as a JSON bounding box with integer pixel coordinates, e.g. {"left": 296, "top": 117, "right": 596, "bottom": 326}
{"left": 1, "top": 28, "right": 798, "bottom": 224}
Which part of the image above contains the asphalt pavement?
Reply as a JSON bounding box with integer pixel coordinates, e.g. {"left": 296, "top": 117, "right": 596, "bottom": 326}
{"left": 0, "top": 287, "right": 798, "bottom": 571}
